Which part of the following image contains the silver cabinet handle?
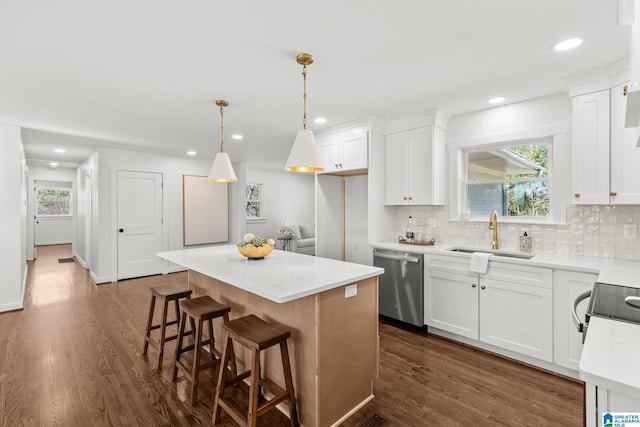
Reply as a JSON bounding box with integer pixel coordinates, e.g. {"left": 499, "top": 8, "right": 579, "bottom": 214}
{"left": 572, "top": 291, "right": 591, "bottom": 333}
{"left": 480, "top": 285, "right": 486, "bottom": 290}
{"left": 471, "top": 283, "right": 477, "bottom": 288}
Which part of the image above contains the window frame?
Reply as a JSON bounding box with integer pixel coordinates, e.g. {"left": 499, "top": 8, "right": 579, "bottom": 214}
{"left": 35, "top": 186, "right": 73, "bottom": 218}
{"left": 448, "top": 129, "right": 569, "bottom": 225}
{"left": 462, "top": 137, "right": 552, "bottom": 220}
{"left": 245, "top": 183, "right": 265, "bottom": 222}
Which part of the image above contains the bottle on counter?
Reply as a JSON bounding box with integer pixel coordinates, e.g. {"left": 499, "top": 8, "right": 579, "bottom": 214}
{"left": 406, "top": 216, "right": 415, "bottom": 241}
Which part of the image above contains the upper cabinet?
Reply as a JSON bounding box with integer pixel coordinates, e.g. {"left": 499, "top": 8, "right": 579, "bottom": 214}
{"left": 317, "top": 130, "right": 368, "bottom": 174}
{"left": 571, "top": 90, "right": 610, "bottom": 205}
{"left": 610, "top": 82, "right": 640, "bottom": 204}
{"left": 571, "top": 83, "right": 640, "bottom": 205}
{"left": 384, "top": 110, "right": 448, "bottom": 206}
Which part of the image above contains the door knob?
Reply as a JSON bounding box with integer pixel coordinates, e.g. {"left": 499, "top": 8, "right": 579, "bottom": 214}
{"left": 610, "top": 191, "right": 617, "bottom": 196}
{"left": 471, "top": 283, "right": 477, "bottom": 288}
{"left": 480, "top": 285, "right": 486, "bottom": 290}
{"left": 574, "top": 193, "right": 581, "bottom": 198}
{"left": 119, "top": 228, "right": 124, "bottom": 233}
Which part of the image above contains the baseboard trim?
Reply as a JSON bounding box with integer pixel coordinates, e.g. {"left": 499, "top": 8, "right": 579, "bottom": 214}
{"left": 73, "top": 252, "right": 87, "bottom": 269}
{"left": 90, "top": 270, "right": 111, "bottom": 285}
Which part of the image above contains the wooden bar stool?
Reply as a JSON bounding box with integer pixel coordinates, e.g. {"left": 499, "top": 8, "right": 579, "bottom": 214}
{"left": 173, "top": 296, "right": 235, "bottom": 405}
{"left": 212, "top": 314, "right": 300, "bottom": 427}
{"left": 142, "top": 285, "right": 193, "bottom": 371}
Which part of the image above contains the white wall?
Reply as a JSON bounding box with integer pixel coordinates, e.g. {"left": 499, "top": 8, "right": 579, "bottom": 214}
{"left": 77, "top": 148, "right": 242, "bottom": 283}
{"left": 345, "top": 175, "right": 371, "bottom": 265}
{"left": 0, "top": 124, "right": 28, "bottom": 312}
{"left": 446, "top": 93, "right": 571, "bottom": 223}
{"left": 26, "top": 166, "right": 77, "bottom": 258}
{"left": 245, "top": 168, "right": 315, "bottom": 240}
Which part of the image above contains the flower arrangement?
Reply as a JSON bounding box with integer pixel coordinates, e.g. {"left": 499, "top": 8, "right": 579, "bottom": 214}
{"left": 236, "top": 233, "right": 276, "bottom": 259}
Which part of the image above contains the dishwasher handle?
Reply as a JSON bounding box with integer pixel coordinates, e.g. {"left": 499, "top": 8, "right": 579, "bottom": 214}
{"left": 373, "top": 251, "right": 422, "bottom": 263}
{"left": 625, "top": 296, "right": 640, "bottom": 309}
{"left": 572, "top": 290, "right": 591, "bottom": 333}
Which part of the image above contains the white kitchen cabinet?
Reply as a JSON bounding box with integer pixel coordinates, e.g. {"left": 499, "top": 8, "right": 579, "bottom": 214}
{"left": 585, "top": 384, "right": 640, "bottom": 427}
{"left": 479, "top": 276, "right": 553, "bottom": 361}
{"left": 424, "top": 255, "right": 553, "bottom": 362}
{"left": 384, "top": 125, "right": 446, "bottom": 205}
{"left": 554, "top": 270, "right": 597, "bottom": 371}
{"left": 424, "top": 269, "right": 479, "bottom": 339}
{"left": 610, "top": 82, "right": 640, "bottom": 204}
{"left": 571, "top": 83, "right": 640, "bottom": 205}
{"left": 571, "top": 89, "right": 611, "bottom": 205}
{"left": 317, "top": 131, "right": 368, "bottom": 173}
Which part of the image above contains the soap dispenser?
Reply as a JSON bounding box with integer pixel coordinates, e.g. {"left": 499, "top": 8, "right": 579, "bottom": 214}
{"left": 520, "top": 231, "right": 532, "bottom": 253}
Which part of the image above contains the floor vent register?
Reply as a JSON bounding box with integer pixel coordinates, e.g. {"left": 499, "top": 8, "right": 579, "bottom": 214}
{"left": 359, "top": 413, "right": 386, "bottom": 427}
{"left": 57, "top": 258, "right": 75, "bottom": 263}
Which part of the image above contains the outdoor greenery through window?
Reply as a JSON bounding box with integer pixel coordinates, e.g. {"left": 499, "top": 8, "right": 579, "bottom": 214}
{"left": 37, "top": 188, "right": 71, "bottom": 216}
{"left": 464, "top": 139, "right": 550, "bottom": 218}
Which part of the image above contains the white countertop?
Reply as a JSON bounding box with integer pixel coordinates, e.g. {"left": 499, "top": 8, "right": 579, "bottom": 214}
{"left": 371, "top": 240, "right": 640, "bottom": 288}
{"left": 158, "top": 245, "right": 383, "bottom": 304}
{"left": 579, "top": 317, "right": 640, "bottom": 399}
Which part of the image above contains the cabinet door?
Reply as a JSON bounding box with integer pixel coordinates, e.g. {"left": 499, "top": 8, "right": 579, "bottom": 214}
{"left": 424, "top": 269, "right": 479, "bottom": 339}
{"left": 610, "top": 82, "right": 640, "bottom": 204}
{"left": 571, "top": 90, "right": 610, "bottom": 205}
{"left": 384, "top": 132, "right": 409, "bottom": 205}
{"left": 409, "top": 127, "right": 432, "bottom": 205}
{"left": 341, "top": 132, "right": 368, "bottom": 170}
{"left": 318, "top": 140, "right": 341, "bottom": 171}
{"left": 594, "top": 387, "right": 640, "bottom": 427}
{"left": 479, "top": 278, "right": 553, "bottom": 361}
{"left": 554, "top": 270, "right": 596, "bottom": 370}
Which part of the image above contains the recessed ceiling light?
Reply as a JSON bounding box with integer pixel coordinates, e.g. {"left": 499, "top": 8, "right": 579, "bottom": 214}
{"left": 54, "top": 148, "right": 66, "bottom": 153}
{"left": 49, "top": 162, "right": 59, "bottom": 167}
{"left": 231, "top": 134, "right": 243, "bottom": 140}
{"left": 552, "top": 38, "right": 582, "bottom": 52}
{"left": 488, "top": 97, "right": 505, "bottom": 105}
{"left": 314, "top": 117, "right": 327, "bottom": 124}
{"left": 187, "top": 150, "right": 197, "bottom": 156}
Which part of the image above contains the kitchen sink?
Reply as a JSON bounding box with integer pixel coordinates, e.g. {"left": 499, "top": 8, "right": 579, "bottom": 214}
{"left": 447, "top": 247, "right": 535, "bottom": 260}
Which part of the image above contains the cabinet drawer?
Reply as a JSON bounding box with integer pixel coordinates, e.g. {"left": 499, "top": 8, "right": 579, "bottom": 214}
{"left": 484, "top": 261, "right": 552, "bottom": 289}
{"left": 425, "top": 254, "right": 473, "bottom": 274}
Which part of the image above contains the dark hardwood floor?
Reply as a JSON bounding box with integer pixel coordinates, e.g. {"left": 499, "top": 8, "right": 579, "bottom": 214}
{"left": 0, "top": 245, "right": 583, "bottom": 426}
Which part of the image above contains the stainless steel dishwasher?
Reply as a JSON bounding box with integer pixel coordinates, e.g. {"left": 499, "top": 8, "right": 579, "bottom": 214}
{"left": 373, "top": 248, "right": 424, "bottom": 327}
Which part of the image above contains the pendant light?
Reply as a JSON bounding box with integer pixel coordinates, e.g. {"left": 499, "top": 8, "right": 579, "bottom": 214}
{"left": 285, "top": 53, "right": 324, "bottom": 173}
{"left": 208, "top": 99, "right": 238, "bottom": 182}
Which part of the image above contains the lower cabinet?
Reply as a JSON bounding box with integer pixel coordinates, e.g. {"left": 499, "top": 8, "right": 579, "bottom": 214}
{"left": 424, "top": 269, "right": 478, "bottom": 339}
{"left": 585, "top": 383, "right": 640, "bottom": 427}
{"left": 554, "top": 270, "right": 597, "bottom": 370}
{"left": 424, "top": 255, "right": 553, "bottom": 362}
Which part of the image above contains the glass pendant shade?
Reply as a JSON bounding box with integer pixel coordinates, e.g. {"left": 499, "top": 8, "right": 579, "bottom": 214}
{"left": 208, "top": 152, "right": 237, "bottom": 182}
{"left": 285, "top": 129, "right": 324, "bottom": 172}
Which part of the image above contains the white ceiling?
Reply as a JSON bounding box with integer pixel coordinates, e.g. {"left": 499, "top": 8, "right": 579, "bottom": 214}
{"left": 0, "top": 0, "right": 630, "bottom": 168}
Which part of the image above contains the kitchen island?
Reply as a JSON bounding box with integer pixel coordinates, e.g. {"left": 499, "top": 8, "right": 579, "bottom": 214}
{"left": 158, "top": 245, "right": 384, "bottom": 427}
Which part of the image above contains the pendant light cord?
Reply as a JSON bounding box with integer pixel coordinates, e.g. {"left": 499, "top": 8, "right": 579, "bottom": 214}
{"left": 302, "top": 63, "right": 308, "bottom": 130}
{"left": 219, "top": 104, "right": 225, "bottom": 152}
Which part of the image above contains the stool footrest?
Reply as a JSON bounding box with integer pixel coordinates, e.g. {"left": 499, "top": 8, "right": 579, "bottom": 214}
{"left": 217, "top": 399, "right": 249, "bottom": 427}
{"left": 223, "top": 369, "right": 252, "bottom": 388}
{"left": 149, "top": 319, "right": 179, "bottom": 331}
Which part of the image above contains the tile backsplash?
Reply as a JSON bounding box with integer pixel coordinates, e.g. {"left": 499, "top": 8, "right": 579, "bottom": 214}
{"left": 396, "top": 205, "right": 640, "bottom": 261}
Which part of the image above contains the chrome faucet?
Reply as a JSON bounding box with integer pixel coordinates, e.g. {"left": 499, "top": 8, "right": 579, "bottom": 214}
{"left": 488, "top": 210, "right": 499, "bottom": 249}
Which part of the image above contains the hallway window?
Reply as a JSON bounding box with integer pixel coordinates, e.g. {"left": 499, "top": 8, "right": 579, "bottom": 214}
{"left": 37, "top": 188, "right": 71, "bottom": 216}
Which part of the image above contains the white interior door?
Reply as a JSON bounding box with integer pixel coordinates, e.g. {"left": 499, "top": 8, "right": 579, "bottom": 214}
{"left": 117, "top": 170, "right": 163, "bottom": 280}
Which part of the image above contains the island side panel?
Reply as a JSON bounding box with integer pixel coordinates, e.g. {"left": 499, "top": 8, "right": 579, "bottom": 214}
{"left": 316, "top": 277, "right": 378, "bottom": 427}
{"left": 188, "top": 270, "right": 318, "bottom": 427}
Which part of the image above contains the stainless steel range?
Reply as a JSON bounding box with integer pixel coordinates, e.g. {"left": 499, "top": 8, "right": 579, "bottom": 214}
{"left": 573, "top": 282, "right": 640, "bottom": 342}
